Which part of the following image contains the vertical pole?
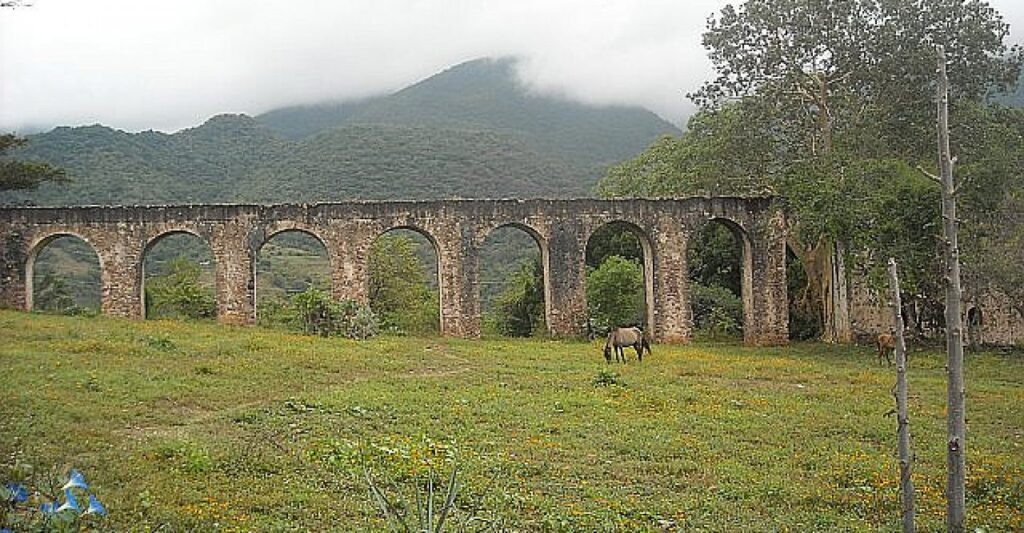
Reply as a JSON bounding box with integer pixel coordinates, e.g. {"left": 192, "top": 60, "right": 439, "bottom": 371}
{"left": 936, "top": 44, "right": 966, "bottom": 532}
{"left": 888, "top": 258, "right": 916, "bottom": 533}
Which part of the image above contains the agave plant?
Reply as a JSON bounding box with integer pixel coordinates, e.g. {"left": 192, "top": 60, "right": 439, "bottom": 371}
{"left": 2, "top": 467, "right": 107, "bottom": 530}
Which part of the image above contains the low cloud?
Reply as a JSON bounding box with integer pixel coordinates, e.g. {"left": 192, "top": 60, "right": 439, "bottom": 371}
{"left": 1, "top": 0, "right": 1020, "bottom": 133}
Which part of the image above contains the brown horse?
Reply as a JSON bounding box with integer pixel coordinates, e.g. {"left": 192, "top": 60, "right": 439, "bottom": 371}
{"left": 603, "top": 327, "right": 651, "bottom": 363}
{"left": 876, "top": 332, "right": 896, "bottom": 366}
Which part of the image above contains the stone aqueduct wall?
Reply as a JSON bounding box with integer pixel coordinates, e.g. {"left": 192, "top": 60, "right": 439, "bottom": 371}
{"left": 0, "top": 198, "right": 789, "bottom": 345}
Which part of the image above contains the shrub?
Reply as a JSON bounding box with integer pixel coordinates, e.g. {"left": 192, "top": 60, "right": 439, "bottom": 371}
{"left": 489, "top": 258, "right": 545, "bottom": 337}
{"left": 691, "top": 282, "right": 743, "bottom": 339}
{"left": 292, "top": 288, "right": 378, "bottom": 339}
{"left": 592, "top": 369, "right": 626, "bottom": 387}
{"left": 586, "top": 255, "right": 644, "bottom": 335}
{"left": 144, "top": 258, "right": 216, "bottom": 320}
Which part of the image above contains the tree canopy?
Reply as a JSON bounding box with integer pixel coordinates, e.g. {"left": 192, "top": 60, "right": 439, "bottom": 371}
{"left": 0, "top": 134, "right": 67, "bottom": 192}
{"left": 600, "top": 0, "right": 1024, "bottom": 341}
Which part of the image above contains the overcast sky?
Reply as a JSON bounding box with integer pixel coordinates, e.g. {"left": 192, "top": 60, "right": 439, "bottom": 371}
{"left": 2, "top": 0, "right": 1023, "bottom": 133}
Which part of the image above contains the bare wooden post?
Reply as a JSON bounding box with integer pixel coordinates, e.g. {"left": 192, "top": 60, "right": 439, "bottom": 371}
{"left": 888, "top": 258, "right": 916, "bottom": 533}
{"left": 935, "top": 44, "right": 967, "bottom": 532}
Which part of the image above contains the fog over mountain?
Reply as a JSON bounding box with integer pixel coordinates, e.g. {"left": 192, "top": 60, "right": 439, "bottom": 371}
{"left": 6, "top": 0, "right": 1019, "bottom": 134}
{"left": 0, "top": 58, "right": 680, "bottom": 205}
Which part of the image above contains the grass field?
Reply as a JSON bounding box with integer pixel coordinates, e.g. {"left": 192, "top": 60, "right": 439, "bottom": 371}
{"left": 1, "top": 310, "right": 1021, "bottom": 531}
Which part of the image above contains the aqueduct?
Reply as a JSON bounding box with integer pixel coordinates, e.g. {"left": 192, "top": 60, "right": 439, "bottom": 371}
{"left": 0, "top": 198, "right": 789, "bottom": 345}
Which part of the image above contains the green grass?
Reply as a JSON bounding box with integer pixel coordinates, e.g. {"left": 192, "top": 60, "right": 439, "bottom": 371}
{"left": 0, "top": 310, "right": 1021, "bottom": 531}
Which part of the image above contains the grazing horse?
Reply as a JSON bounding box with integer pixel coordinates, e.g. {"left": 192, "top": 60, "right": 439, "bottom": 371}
{"left": 603, "top": 327, "right": 651, "bottom": 363}
{"left": 876, "top": 332, "right": 896, "bottom": 366}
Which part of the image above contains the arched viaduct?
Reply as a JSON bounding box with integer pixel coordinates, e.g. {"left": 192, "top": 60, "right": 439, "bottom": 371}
{"left": 0, "top": 198, "right": 789, "bottom": 345}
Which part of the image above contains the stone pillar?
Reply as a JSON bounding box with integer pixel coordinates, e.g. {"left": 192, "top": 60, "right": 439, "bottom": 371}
{"left": 745, "top": 215, "right": 789, "bottom": 346}
{"left": 545, "top": 220, "right": 587, "bottom": 338}
{"left": 0, "top": 228, "right": 28, "bottom": 311}
{"left": 437, "top": 224, "right": 480, "bottom": 338}
{"left": 651, "top": 220, "right": 691, "bottom": 343}
{"left": 211, "top": 223, "right": 255, "bottom": 325}
{"left": 97, "top": 230, "right": 144, "bottom": 319}
{"left": 329, "top": 226, "right": 374, "bottom": 305}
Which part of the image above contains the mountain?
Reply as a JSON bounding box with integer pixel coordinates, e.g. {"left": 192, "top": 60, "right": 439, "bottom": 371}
{"left": 1, "top": 58, "right": 680, "bottom": 206}
{"left": 258, "top": 58, "right": 680, "bottom": 169}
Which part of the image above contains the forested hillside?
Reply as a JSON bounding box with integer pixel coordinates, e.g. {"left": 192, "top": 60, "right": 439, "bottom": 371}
{"left": 0, "top": 58, "right": 679, "bottom": 206}
{"left": 259, "top": 58, "right": 679, "bottom": 169}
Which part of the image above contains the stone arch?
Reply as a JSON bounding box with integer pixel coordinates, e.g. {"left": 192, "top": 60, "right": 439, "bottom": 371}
{"left": 259, "top": 226, "right": 331, "bottom": 255}
{"left": 376, "top": 224, "right": 440, "bottom": 250}
{"left": 139, "top": 229, "right": 216, "bottom": 319}
{"left": 25, "top": 231, "right": 103, "bottom": 312}
{"left": 479, "top": 222, "right": 550, "bottom": 337}
{"left": 584, "top": 220, "right": 656, "bottom": 336}
{"left": 254, "top": 228, "right": 332, "bottom": 322}
{"left": 687, "top": 216, "right": 754, "bottom": 340}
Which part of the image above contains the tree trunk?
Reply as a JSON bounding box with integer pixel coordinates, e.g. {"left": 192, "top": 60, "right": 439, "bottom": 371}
{"left": 820, "top": 240, "right": 852, "bottom": 343}
{"left": 934, "top": 45, "right": 967, "bottom": 533}
{"left": 788, "top": 235, "right": 852, "bottom": 344}
{"left": 888, "top": 258, "right": 916, "bottom": 533}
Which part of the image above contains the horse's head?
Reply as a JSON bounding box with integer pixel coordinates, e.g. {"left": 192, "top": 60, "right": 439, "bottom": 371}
{"left": 602, "top": 344, "right": 612, "bottom": 363}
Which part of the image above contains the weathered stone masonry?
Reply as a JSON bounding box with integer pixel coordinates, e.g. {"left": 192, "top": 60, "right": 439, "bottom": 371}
{"left": 0, "top": 198, "right": 789, "bottom": 345}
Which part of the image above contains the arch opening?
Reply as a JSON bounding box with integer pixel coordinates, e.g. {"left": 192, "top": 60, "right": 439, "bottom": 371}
{"left": 480, "top": 224, "right": 546, "bottom": 337}
{"left": 584, "top": 221, "right": 653, "bottom": 337}
{"left": 368, "top": 227, "right": 440, "bottom": 334}
{"left": 255, "top": 230, "right": 331, "bottom": 328}
{"left": 688, "top": 219, "right": 748, "bottom": 341}
{"left": 141, "top": 232, "right": 216, "bottom": 320}
{"left": 27, "top": 234, "right": 101, "bottom": 315}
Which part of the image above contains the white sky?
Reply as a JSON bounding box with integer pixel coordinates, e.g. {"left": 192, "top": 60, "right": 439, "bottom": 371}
{"left": 1, "top": 0, "right": 1022, "bottom": 133}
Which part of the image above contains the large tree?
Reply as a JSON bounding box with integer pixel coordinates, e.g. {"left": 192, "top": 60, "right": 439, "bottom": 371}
{"left": 601, "top": 0, "right": 1022, "bottom": 342}
{"left": 0, "top": 134, "right": 67, "bottom": 191}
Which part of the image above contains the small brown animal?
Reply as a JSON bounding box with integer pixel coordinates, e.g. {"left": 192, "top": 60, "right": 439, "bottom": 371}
{"left": 876, "top": 332, "right": 896, "bottom": 366}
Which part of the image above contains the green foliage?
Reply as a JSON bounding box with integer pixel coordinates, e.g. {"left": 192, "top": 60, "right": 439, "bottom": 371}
{"left": 369, "top": 234, "right": 439, "bottom": 335}
{"left": 487, "top": 258, "right": 545, "bottom": 337}
{"left": 688, "top": 222, "right": 742, "bottom": 296}
{"left": 0, "top": 133, "right": 67, "bottom": 191}
{"left": 586, "top": 255, "right": 644, "bottom": 334}
{"left": 691, "top": 0, "right": 1020, "bottom": 160}
{"left": 585, "top": 222, "right": 643, "bottom": 268}
{"left": 32, "top": 273, "right": 82, "bottom": 315}
{"left": 144, "top": 258, "right": 217, "bottom": 320}
{"left": 143, "top": 334, "right": 176, "bottom": 351}
{"left": 291, "top": 288, "right": 378, "bottom": 339}
{"left": 690, "top": 283, "right": 743, "bottom": 340}
{"left": 599, "top": 0, "right": 1024, "bottom": 339}
{"left": 599, "top": 105, "right": 773, "bottom": 198}
{"left": 592, "top": 369, "right": 626, "bottom": 387}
